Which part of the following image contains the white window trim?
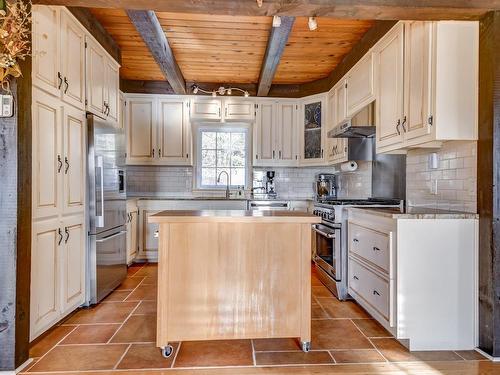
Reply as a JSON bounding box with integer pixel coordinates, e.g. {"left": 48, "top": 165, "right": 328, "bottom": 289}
{"left": 192, "top": 123, "right": 253, "bottom": 191}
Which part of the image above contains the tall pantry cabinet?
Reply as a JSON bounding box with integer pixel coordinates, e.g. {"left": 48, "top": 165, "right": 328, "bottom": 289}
{"left": 31, "top": 5, "right": 120, "bottom": 340}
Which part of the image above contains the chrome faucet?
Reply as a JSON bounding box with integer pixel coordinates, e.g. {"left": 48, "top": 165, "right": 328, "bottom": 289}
{"left": 217, "top": 171, "right": 230, "bottom": 199}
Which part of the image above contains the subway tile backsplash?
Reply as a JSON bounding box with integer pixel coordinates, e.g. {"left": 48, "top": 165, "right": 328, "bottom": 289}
{"left": 406, "top": 141, "right": 477, "bottom": 213}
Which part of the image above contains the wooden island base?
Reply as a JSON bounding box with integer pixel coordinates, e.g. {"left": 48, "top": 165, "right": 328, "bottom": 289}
{"left": 149, "top": 210, "right": 321, "bottom": 357}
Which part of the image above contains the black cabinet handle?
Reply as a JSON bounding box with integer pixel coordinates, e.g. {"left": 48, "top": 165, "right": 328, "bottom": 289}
{"left": 103, "top": 101, "right": 108, "bottom": 114}
{"left": 152, "top": 149, "right": 155, "bottom": 158}
{"left": 64, "top": 227, "right": 70, "bottom": 244}
{"left": 353, "top": 238, "right": 359, "bottom": 243}
{"left": 158, "top": 148, "right": 161, "bottom": 157}
{"left": 396, "top": 119, "right": 401, "bottom": 135}
{"left": 373, "top": 290, "right": 381, "bottom": 296}
{"left": 373, "top": 246, "right": 380, "bottom": 251}
{"left": 64, "top": 156, "right": 69, "bottom": 174}
{"left": 353, "top": 275, "right": 359, "bottom": 280}
{"left": 58, "top": 72, "right": 63, "bottom": 89}
{"left": 401, "top": 115, "right": 407, "bottom": 132}
{"left": 64, "top": 77, "right": 69, "bottom": 94}
{"left": 57, "top": 155, "right": 63, "bottom": 173}
{"left": 58, "top": 228, "right": 63, "bottom": 245}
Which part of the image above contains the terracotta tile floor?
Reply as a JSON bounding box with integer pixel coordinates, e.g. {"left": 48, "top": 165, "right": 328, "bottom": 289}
{"left": 25, "top": 263, "right": 489, "bottom": 373}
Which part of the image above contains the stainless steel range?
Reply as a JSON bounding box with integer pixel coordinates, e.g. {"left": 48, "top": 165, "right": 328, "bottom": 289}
{"left": 312, "top": 199, "right": 403, "bottom": 300}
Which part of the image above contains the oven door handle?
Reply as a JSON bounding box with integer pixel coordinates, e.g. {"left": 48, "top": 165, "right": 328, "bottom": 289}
{"left": 312, "top": 224, "right": 336, "bottom": 239}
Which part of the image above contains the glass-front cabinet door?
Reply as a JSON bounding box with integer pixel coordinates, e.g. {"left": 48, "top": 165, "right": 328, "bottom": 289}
{"left": 301, "top": 94, "right": 326, "bottom": 165}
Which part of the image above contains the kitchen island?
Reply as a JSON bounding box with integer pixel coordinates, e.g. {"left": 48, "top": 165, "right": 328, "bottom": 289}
{"left": 149, "top": 210, "right": 321, "bottom": 357}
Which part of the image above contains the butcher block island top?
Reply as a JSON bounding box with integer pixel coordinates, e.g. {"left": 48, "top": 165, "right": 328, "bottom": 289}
{"left": 149, "top": 210, "right": 320, "bottom": 358}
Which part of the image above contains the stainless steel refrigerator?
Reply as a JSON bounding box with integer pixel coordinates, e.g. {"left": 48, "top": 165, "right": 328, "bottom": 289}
{"left": 86, "top": 113, "right": 127, "bottom": 305}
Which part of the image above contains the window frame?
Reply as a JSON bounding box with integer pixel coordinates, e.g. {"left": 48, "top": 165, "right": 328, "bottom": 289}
{"left": 193, "top": 123, "right": 252, "bottom": 191}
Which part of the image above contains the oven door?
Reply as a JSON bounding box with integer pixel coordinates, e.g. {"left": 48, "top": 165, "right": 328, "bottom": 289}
{"left": 312, "top": 223, "right": 342, "bottom": 281}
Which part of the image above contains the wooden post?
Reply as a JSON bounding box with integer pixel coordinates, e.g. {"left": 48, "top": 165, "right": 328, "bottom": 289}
{"left": 0, "top": 56, "right": 32, "bottom": 370}
{"left": 478, "top": 10, "right": 500, "bottom": 358}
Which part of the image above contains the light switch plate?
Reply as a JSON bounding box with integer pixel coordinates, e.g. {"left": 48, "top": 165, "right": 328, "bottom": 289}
{"left": 0, "top": 94, "right": 14, "bottom": 117}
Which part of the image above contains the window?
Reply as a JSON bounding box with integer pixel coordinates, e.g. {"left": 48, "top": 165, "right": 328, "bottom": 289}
{"left": 195, "top": 126, "right": 250, "bottom": 189}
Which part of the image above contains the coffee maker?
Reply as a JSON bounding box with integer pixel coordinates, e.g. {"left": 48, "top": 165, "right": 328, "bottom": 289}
{"left": 315, "top": 173, "right": 337, "bottom": 200}
{"left": 266, "top": 171, "right": 276, "bottom": 197}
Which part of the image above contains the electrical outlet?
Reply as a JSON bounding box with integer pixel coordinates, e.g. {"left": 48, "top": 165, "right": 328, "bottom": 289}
{"left": 430, "top": 179, "right": 438, "bottom": 195}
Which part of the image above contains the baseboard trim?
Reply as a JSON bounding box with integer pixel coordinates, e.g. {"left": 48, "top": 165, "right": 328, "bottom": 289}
{"left": 475, "top": 348, "right": 500, "bottom": 362}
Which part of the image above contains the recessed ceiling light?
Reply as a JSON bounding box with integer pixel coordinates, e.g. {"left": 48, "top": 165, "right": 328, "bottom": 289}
{"left": 308, "top": 17, "right": 317, "bottom": 31}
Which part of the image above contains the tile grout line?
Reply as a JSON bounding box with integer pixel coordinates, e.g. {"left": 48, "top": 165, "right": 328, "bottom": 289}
{"left": 250, "top": 339, "right": 257, "bottom": 366}
{"left": 171, "top": 341, "right": 182, "bottom": 368}
{"left": 454, "top": 351, "right": 468, "bottom": 361}
{"left": 113, "top": 343, "right": 132, "bottom": 370}
{"left": 349, "top": 318, "right": 390, "bottom": 363}
{"left": 28, "top": 324, "right": 80, "bottom": 367}
{"left": 105, "top": 276, "right": 148, "bottom": 344}
{"left": 327, "top": 350, "right": 337, "bottom": 364}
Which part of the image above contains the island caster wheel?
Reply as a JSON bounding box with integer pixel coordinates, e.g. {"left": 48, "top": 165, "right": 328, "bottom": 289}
{"left": 301, "top": 341, "right": 311, "bottom": 353}
{"left": 161, "top": 345, "right": 174, "bottom": 358}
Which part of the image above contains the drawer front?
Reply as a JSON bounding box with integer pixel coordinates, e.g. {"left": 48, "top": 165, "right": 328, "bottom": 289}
{"left": 348, "top": 257, "right": 390, "bottom": 320}
{"left": 349, "top": 223, "right": 390, "bottom": 273}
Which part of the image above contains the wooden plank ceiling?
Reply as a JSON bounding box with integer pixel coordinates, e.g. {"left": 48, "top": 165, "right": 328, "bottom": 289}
{"left": 90, "top": 8, "right": 375, "bottom": 85}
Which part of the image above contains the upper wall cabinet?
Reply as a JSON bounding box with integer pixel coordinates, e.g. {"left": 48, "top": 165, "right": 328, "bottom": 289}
{"left": 254, "top": 100, "right": 298, "bottom": 167}
{"left": 126, "top": 95, "right": 191, "bottom": 166}
{"left": 86, "top": 36, "right": 120, "bottom": 124}
{"left": 300, "top": 94, "right": 327, "bottom": 166}
{"left": 375, "top": 21, "right": 478, "bottom": 154}
{"left": 346, "top": 52, "right": 375, "bottom": 117}
{"left": 32, "top": 6, "right": 86, "bottom": 110}
{"left": 190, "top": 98, "right": 255, "bottom": 122}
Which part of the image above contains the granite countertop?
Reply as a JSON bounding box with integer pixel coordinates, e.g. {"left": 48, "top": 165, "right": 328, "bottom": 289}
{"left": 127, "top": 193, "right": 314, "bottom": 202}
{"left": 348, "top": 206, "right": 478, "bottom": 219}
{"left": 149, "top": 210, "right": 321, "bottom": 223}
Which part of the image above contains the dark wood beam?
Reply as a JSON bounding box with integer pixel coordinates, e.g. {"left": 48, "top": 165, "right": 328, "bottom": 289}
{"left": 0, "top": 61, "right": 32, "bottom": 371}
{"left": 257, "top": 16, "right": 294, "bottom": 97}
{"left": 126, "top": 10, "right": 186, "bottom": 95}
{"left": 477, "top": 10, "right": 500, "bottom": 358}
{"left": 299, "top": 20, "right": 397, "bottom": 97}
{"left": 34, "top": 0, "right": 500, "bottom": 20}
{"left": 67, "top": 7, "right": 121, "bottom": 64}
{"left": 120, "top": 79, "right": 175, "bottom": 95}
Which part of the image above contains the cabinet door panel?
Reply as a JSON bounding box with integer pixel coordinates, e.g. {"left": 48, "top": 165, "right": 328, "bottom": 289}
{"left": 61, "top": 215, "right": 85, "bottom": 313}
{"left": 32, "top": 89, "right": 62, "bottom": 219}
{"left": 127, "top": 98, "right": 155, "bottom": 163}
{"left": 32, "top": 5, "right": 61, "bottom": 97}
{"left": 190, "top": 99, "right": 221, "bottom": 120}
{"left": 277, "top": 102, "right": 297, "bottom": 165}
{"left": 375, "top": 24, "right": 405, "bottom": 151}
{"left": 86, "top": 37, "right": 105, "bottom": 116}
{"left": 224, "top": 100, "right": 255, "bottom": 121}
{"left": 335, "top": 81, "right": 347, "bottom": 126}
{"left": 158, "top": 100, "right": 190, "bottom": 165}
{"left": 31, "top": 218, "right": 61, "bottom": 340}
{"left": 301, "top": 96, "right": 326, "bottom": 165}
{"left": 255, "top": 102, "right": 276, "bottom": 165}
{"left": 105, "top": 60, "right": 120, "bottom": 123}
{"left": 404, "top": 21, "right": 432, "bottom": 141}
{"left": 63, "top": 106, "right": 86, "bottom": 215}
{"left": 346, "top": 53, "right": 375, "bottom": 116}
{"left": 61, "top": 10, "right": 85, "bottom": 110}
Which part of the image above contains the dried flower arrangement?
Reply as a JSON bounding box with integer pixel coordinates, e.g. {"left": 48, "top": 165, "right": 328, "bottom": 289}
{"left": 0, "top": 0, "right": 31, "bottom": 92}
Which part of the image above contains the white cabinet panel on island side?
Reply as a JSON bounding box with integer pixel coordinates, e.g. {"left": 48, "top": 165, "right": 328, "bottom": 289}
{"left": 347, "top": 207, "right": 478, "bottom": 351}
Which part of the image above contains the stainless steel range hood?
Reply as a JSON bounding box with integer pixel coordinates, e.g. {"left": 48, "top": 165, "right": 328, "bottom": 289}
{"left": 328, "top": 102, "right": 375, "bottom": 138}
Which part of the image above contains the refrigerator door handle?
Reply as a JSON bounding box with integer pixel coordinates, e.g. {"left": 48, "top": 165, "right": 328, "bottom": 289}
{"left": 95, "top": 230, "right": 127, "bottom": 243}
{"left": 96, "top": 155, "right": 105, "bottom": 228}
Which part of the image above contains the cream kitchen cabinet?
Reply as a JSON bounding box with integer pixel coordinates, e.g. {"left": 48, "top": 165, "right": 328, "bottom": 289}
{"left": 126, "top": 96, "right": 156, "bottom": 164}
{"left": 190, "top": 98, "right": 222, "bottom": 121}
{"left": 347, "top": 208, "right": 478, "bottom": 351}
{"left": 86, "top": 35, "right": 120, "bottom": 124}
{"left": 32, "top": 88, "right": 86, "bottom": 219}
{"left": 157, "top": 98, "right": 191, "bottom": 165}
{"left": 31, "top": 214, "right": 85, "bottom": 340}
{"left": 32, "top": 6, "right": 86, "bottom": 110}
{"left": 346, "top": 52, "right": 375, "bottom": 117}
{"left": 326, "top": 88, "right": 348, "bottom": 165}
{"left": 254, "top": 100, "right": 298, "bottom": 167}
{"left": 119, "top": 91, "right": 126, "bottom": 129}
{"left": 126, "top": 200, "right": 138, "bottom": 264}
{"left": 375, "top": 21, "right": 478, "bottom": 153}
{"left": 223, "top": 99, "right": 255, "bottom": 121}
{"left": 126, "top": 95, "right": 192, "bottom": 166}
{"left": 299, "top": 93, "right": 327, "bottom": 166}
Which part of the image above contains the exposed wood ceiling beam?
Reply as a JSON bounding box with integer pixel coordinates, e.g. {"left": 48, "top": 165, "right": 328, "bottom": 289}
{"left": 257, "top": 16, "right": 294, "bottom": 97}
{"left": 35, "top": 0, "right": 500, "bottom": 20}
{"left": 126, "top": 9, "right": 186, "bottom": 94}
{"left": 68, "top": 7, "right": 121, "bottom": 64}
